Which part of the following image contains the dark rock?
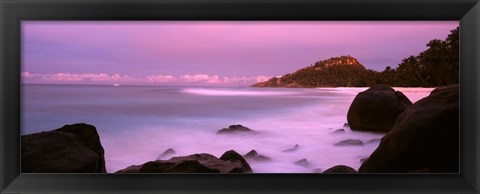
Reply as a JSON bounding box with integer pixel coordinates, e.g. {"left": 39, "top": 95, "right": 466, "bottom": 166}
{"left": 217, "top": 124, "right": 255, "bottom": 134}
{"left": 117, "top": 155, "right": 219, "bottom": 173}
{"left": 244, "top": 150, "right": 259, "bottom": 157}
{"left": 243, "top": 150, "right": 272, "bottom": 162}
{"left": 220, "top": 150, "right": 253, "bottom": 173}
{"left": 158, "top": 148, "right": 176, "bottom": 159}
{"left": 163, "top": 148, "right": 176, "bottom": 155}
{"left": 313, "top": 168, "right": 323, "bottom": 173}
{"left": 366, "top": 138, "right": 381, "bottom": 144}
{"left": 356, "top": 155, "right": 369, "bottom": 163}
{"left": 430, "top": 84, "right": 458, "bottom": 96}
{"left": 253, "top": 155, "right": 272, "bottom": 162}
{"left": 323, "top": 165, "right": 358, "bottom": 174}
{"left": 359, "top": 85, "right": 459, "bottom": 173}
{"left": 331, "top": 128, "right": 346, "bottom": 134}
{"left": 117, "top": 150, "right": 252, "bottom": 173}
{"left": 21, "top": 123, "right": 106, "bottom": 173}
{"left": 334, "top": 139, "right": 363, "bottom": 146}
{"left": 347, "top": 85, "right": 412, "bottom": 132}
{"left": 294, "top": 159, "right": 310, "bottom": 167}
{"left": 360, "top": 157, "right": 368, "bottom": 163}
{"left": 343, "top": 123, "right": 350, "bottom": 128}
{"left": 282, "top": 144, "right": 299, "bottom": 152}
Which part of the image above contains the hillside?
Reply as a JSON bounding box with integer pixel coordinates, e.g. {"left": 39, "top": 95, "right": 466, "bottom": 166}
{"left": 253, "top": 56, "right": 376, "bottom": 88}
{"left": 253, "top": 27, "right": 459, "bottom": 88}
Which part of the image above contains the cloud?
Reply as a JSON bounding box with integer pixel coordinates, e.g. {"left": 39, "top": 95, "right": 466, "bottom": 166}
{"left": 180, "top": 74, "right": 223, "bottom": 84}
{"left": 22, "top": 71, "right": 36, "bottom": 78}
{"left": 181, "top": 74, "right": 212, "bottom": 82}
{"left": 221, "top": 75, "right": 270, "bottom": 84}
{"left": 223, "top": 76, "right": 249, "bottom": 84}
{"left": 22, "top": 71, "right": 271, "bottom": 86}
{"left": 22, "top": 71, "right": 137, "bottom": 82}
{"left": 180, "top": 74, "right": 270, "bottom": 85}
{"left": 147, "top": 74, "right": 176, "bottom": 83}
{"left": 206, "top": 75, "right": 222, "bottom": 84}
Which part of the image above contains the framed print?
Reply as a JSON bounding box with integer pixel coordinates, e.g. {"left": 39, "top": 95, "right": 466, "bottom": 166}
{"left": 1, "top": 0, "right": 479, "bottom": 193}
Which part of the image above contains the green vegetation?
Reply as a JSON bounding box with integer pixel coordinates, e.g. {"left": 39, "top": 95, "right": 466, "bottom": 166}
{"left": 386, "top": 27, "right": 459, "bottom": 87}
{"left": 253, "top": 27, "right": 459, "bottom": 88}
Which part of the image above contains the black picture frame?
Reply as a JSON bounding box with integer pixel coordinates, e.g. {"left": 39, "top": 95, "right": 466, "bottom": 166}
{"left": 1, "top": 0, "right": 479, "bottom": 193}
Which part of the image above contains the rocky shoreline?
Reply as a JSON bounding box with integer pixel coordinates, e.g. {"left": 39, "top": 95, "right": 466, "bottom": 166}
{"left": 21, "top": 85, "right": 459, "bottom": 173}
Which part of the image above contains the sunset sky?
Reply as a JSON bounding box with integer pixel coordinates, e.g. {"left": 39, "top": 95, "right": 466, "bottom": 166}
{"left": 22, "top": 21, "right": 458, "bottom": 86}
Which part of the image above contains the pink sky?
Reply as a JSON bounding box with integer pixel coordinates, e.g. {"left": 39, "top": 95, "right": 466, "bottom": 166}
{"left": 22, "top": 21, "right": 458, "bottom": 86}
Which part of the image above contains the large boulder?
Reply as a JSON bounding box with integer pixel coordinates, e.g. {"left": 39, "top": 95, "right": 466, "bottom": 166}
{"left": 359, "top": 85, "right": 459, "bottom": 173}
{"left": 334, "top": 139, "right": 363, "bottom": 146}
{"left": 243, "top": 150, "right": 272, "bottom": 162}
{"left": 430, "top": 84, "right": 459, "bottom": 95}
{"left": 220, "top": 150, "right": 253, "bottom": 172}
{"left": 217, "top": 125, "right": 256, "bottom": 134}
{"left": 322, "top": 165, "right": 358, "bottom": 174}
{"left": 117, "top": 150, "right": 252, "bottom": 173}
{"left": 21, "top": 123, "right": 106, "bottom": 173}
{"left": 347, "top": 85, "right": 412, "bottom": 132}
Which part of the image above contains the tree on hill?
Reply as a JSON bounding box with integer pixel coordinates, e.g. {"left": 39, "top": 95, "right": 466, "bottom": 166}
{"left": 253, "top": 27, "right": 459, "bottom": 88}
{"left": 392, "top": 27, "right": 459, "bottom": 87}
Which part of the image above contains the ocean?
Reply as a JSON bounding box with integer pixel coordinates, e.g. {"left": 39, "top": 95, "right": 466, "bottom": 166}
{"left": 21, "top": 84, "right": 433, "bottom": 173}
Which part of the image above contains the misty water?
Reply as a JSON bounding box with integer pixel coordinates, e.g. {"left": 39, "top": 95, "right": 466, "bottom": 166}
{"left": 22, "top": 84, "right": 433, "bottom": 173}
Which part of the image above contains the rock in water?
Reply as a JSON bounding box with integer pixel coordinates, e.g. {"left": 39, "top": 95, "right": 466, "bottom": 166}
{"left": 294, "top": 159, "right": 310, "bottom": 167}
{"left": 217, "top": 124, "right": 255, "bottom": 134}
{"left": 359, "top": 85, "right": 459, "bottom": 173}
{"left": 162, "top": 148, "right": 176, "bottom": 155}
{"left": 312, "top": 168, "right": 323, "bottom": 173}
{"left": 323, "top": 165, "right": 357, "bottom": 174}
{"left": 117, "top": 150, "right": 252, "bottom": 173}
{"left": 331, "top": 128, "right": 346, "bottom": 134}
{"left": 21, "top": 123, "right": 106, "bottom": 173}
{"left": 220, "top": 150, "right": 253, "bottom": 173}
{"left": 243, "top": 150, "right": 272, "bottom": 161}
{"left": 347, "top": 85, "right": 412, "bottom": 132}
{"left": 158, "top": 148, "right": 176, "bottom": 159}
{"left": 360, "top": 158, "right": 368, "bottom": 163}
{"left": 244, "top": 150, "right": 259, "bottom": 158}
{"left": 366, "top": 138, "right": 381, "bottom": 144}
{"left": 282, "top": 144, "right": 300, "bottom": 152}
{"left": 334, "top": 139, "right": 363, "bottom": 146}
